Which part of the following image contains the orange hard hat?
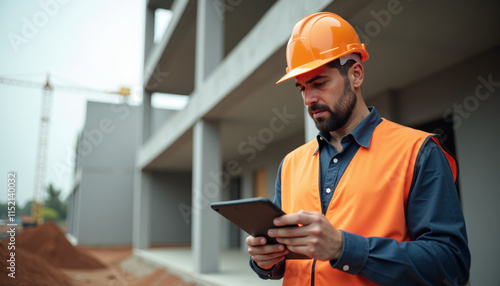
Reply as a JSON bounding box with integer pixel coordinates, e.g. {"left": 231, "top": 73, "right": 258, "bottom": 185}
{"left": 276, "top": 12, "right": 369, "bottom": 84}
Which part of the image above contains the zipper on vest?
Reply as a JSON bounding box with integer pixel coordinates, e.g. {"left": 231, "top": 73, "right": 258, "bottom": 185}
{"left": 310, "top": 259, "right": 316, "bottom": 286}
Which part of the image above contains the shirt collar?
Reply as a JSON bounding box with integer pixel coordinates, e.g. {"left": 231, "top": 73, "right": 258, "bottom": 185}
{"left": 313, "top": 106, "right": 382, "bottom": 155}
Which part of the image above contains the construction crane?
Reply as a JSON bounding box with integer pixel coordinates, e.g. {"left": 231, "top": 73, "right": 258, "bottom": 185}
{"left": 0, "top": 75, "right": 130, "bottom": 225}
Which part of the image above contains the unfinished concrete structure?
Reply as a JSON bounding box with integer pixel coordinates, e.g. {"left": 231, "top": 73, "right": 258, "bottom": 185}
{"left": 68, "top": 101, "right": 139, "bottom": 246}
{"left": 133, "top": 0, "right": 500, "bottom": 285}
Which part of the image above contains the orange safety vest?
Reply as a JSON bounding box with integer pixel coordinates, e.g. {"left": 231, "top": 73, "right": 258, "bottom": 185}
{"left": 280, "top": 119, "right": 457, "bottom": 286}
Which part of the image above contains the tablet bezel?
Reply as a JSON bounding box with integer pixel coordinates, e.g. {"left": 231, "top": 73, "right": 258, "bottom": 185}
{"left": 211, "top": 197, "right": 310, "bottom": 260}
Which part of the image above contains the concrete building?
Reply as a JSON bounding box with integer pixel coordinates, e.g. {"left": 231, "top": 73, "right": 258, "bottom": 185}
{"left": 133, "top": 0, "right": 500, "bottom": 285}
{"left": 68, "top": 101, "right": 140, "bottom": 246}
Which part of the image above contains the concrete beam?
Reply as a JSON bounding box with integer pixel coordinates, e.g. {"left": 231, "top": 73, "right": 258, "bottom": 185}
{"left": 147, "top": 0, "right": 174, "bottom": 10}
{"left": 137, "top": 0, "right": 334, "bottom": 170}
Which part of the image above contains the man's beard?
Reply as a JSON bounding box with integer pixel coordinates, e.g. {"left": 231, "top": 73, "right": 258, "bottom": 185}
{"left": 308, "top": 80, "right": 357, "bottom": 133}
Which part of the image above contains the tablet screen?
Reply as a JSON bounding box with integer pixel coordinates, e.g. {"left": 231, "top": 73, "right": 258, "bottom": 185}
{"left": 211, "top": 197, "right": 309, "bottom": 259}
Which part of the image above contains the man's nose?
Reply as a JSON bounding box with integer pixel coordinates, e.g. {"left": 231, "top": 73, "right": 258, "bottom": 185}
{"left": 302, "top": 89, "right": 319, "bottom": 106}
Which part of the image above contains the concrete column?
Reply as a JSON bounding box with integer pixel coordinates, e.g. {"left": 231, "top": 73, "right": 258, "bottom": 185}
{"left": 195, "top": 0, "right": 224, "bottom": 89}
{"left": 192, "top": 120, "right": 222, "bottom": 273}
{"left": 304, "top": 106, "right": 317, "bottom": 142}
{"left": 191, "top": 0, "right": 225, "bottom": 273}
{"left": 239, "top": 170, "right": 254, "bottom": 251}
{"left": 132, "top": 93, "right": 152, "bottom": 249}
{"left": 142, "top": 5, "right": 154, "bottom": 142}
{"left": 141, "top": 91, "right": 152, "bottom": 143}
{"left": 144, "top": 6, "right": 155, "bottom": 67}
{"left": 132, "top": 171, "right": 151, "bottom": 249}
{"left": 135, "top": 6, "right": 154, "bottom": 247}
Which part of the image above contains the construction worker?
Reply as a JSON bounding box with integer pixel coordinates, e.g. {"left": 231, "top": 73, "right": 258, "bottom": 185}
{"left": 247, "top": 12, "right": 470, "bottom": 285}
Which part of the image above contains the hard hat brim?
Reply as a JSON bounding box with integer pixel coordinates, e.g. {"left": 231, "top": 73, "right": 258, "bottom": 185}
{"left": 276, "top": 49, "right": 369, "bottom": 85}
{"left": 276, "top": 58, "right": 334, "bottom": 84}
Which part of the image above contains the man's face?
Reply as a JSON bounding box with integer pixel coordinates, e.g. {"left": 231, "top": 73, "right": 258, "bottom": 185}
{"left": 294, "top": 64, "right": 356, "bottom": 133}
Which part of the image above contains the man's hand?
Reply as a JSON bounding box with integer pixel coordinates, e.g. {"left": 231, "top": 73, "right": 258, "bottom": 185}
{"left": 246, "top": 236, "right": 288, "bottom": 269}
{"left": 268, "top": 210, "right": 343, "bottom": 261}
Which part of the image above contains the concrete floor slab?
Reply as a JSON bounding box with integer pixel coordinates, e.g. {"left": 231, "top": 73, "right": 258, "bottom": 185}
{"left": 134, "top": 247, "right": 283, "bottom": 286}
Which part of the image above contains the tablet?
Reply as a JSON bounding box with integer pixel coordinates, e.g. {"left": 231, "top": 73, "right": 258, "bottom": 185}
{"left": 211, "top": 197, "right": 309, "bottom": 259}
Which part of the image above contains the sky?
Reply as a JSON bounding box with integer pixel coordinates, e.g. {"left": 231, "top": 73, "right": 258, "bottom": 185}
{"left": 0, "top": 0, "right": 146, "bottom": 207}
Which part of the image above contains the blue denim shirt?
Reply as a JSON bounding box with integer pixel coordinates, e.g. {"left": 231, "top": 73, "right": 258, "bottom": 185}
{"left": 250, "top": 107, "right": 470, "bottom": 285}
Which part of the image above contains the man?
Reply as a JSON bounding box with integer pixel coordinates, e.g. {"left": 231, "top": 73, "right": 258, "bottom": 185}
{"left": 246, "top": 12, "right": 470, "bottom": 285}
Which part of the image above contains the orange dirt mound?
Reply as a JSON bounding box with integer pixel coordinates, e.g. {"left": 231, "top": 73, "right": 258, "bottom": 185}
{"left": 129, "top": 269, "right": 199, "bottom": 286}
{"left": 13, "top": 221, "right": 106, "bottom": 270}
{"left": 0, "top": 241, "right": 72, "bottom": 286}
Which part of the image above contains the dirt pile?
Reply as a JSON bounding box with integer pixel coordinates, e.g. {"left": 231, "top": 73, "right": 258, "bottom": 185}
{"left": 14, "top": 221, "right": 106, "bottom": 270}
{"left": 0, "top": 240, "right": 72, "bottom": 286}
{"left": 1, "top": 222, "right": 198, "bottom": 285}
{"left": 129, "top": 269, "right": 200, "bottom": 286}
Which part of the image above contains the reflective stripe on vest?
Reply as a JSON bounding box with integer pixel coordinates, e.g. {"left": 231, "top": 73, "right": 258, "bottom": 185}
{"left": 280, "top": 119, "right": 457, "bottom": 286}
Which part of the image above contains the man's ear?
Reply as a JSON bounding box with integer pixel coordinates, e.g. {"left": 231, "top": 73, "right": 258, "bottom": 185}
{"left": 350, "top": 63, "right": 364, "bottom": 89}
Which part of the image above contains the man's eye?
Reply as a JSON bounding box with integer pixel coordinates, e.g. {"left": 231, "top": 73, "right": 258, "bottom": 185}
{"left": 314, "top": 81, "right": 326, "bottom": 87}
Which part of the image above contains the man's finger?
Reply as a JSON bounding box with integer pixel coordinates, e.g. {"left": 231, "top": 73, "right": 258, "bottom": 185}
{"left": 248, "top": 243, "right": 287, "bottom": 255}
{"left": 273, "top": 210, "right": 319, "bottom": 226}
{"left": 268, "top": 225, "right": 307, "bottom": 238}
{"left": 276, "top": 236, "right": 308, "bottom": 246}
{"left": 250, "top": 247, "right": 289, "bottom": 259}
{"left": 246, "top": 235, "right": 267, "bottom": 246}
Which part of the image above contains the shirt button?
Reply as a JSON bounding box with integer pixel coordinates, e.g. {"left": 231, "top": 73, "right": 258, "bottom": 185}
{"left": 333, "top": 158, "right": 338, "bottom": 163}
{"left": 343, "top": 265, "right": 350, "bottom": 271}
{"left": 326, "top": 188, "right": 332, "bottom": 194}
